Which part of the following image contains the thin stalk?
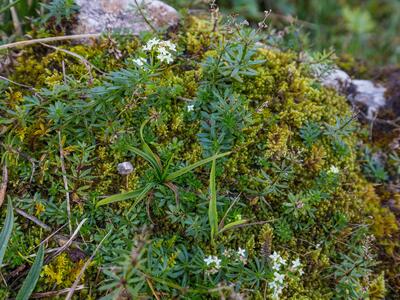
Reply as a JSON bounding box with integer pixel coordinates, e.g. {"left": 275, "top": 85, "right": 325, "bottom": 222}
{"left": 58, "top": 131, "right": 72, "bottom": 234}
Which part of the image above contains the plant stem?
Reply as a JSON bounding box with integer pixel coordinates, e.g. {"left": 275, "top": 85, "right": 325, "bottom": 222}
{"left": 58, "top": 131, "right": 72, "bottom": 234}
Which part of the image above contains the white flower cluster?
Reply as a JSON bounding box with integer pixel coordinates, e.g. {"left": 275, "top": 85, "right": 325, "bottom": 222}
{"left": 204, "top": 248, "right": 248, "bottom": 275}
{"left": 270, "top": 251, "right": 286, "bottom": 270}
{"left": 204, "top": 255, "right": 221, "bottom": 274}
{"left": 143, "top": 38, "right": 176, "bottom": 64}
{"left": 222, "top": 247, "right": 248, "bottom": 264}
{"left": 328, "top": 165, "right": 339, "bottom": 175}
{"left": 268, "top": 252, "right": 304, "bottom": 299}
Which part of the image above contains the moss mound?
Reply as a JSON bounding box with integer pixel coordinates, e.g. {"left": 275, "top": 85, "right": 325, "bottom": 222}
{"left": 0, "top": 16, "right": 398, "bottom": 299}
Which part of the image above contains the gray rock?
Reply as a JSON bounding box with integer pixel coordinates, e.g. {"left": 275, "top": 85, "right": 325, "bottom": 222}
{"left": 351, "top": 80, "right": 386, "bottom": 119}
{"left": 322, "top": 68, "right": 387, "bottom": 119}
{"left": 73, "top": 0, "right": 179, "bottom": 35}
{"left": 321, "top": 69, "right": 351, "bottom": 91}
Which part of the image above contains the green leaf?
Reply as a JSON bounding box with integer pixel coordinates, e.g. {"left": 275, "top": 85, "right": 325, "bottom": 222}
{"left": 0, "top": 199, "right": 14, "bottom": 267}
{"left": 219, "top": 219, "right": 248, "bottom": 234}
{"left": 96, "top": 184, "right": 154, "bottom": 207}
{"left": 128, "top": 183, "right": 155, "bottom": 213}
{"left": 208, "top": 159, "right": 218, "bottom": 246}
{"left": 166, "top": 152, "right": 231, "bottom": 182}
{"left": 16, "top": 244, "right": 45, "bottom": 300}
{"left": 140, "top": 119, "right": 163, "bottom": 172}
{"left": 129, "top": 146, "right": 163, "bottom": 178}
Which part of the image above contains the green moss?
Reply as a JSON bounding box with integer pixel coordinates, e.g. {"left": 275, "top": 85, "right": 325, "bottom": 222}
{"left": 1, "top": 16, "right": 398, "bottom": 299}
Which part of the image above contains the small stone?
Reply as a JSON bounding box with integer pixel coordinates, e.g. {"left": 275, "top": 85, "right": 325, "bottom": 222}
{"left": 117, "top": 161, "right": 134, "bottom": 175}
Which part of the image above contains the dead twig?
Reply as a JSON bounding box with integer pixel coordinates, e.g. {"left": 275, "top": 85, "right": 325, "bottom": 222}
{"left": 15, "top": 208, "right": 51, "bottom": 231}
{"left": 14, "top": 210, "right": 79, "bottom": 250}
{"left": 40, "top": 42, "right": 105, "bottom": 80}
{"left": 65, "top": 230, "right": 112, "bottom": 300}
{"left": 0, "top": 33, "right": 102, "bottom": 51}
{"left": 0, "top": 163, "right": 8, "bottom": 208}
{"left": 31, "top": 285, "right": 85, "bottom": 298}
{"left": 58, "top": 131, "right": 72, "bottom": 234}
{"left": 0, "top": 75, "right": 35, "bottom": 90}
{"left": 44, "top": 218, "right": 87, "bottom": 265}
{"left": 146, "top": 277, "right": 161, "bottom": 300}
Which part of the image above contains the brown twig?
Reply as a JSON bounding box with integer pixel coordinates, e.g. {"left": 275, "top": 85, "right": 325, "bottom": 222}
{"left": 65, "top": 230, "right": 111, "bottom": 300}
{"left": 15, "top": 208, "right": 51, "bottom": 231}
{"left": 44, "top": 218, "right": 87, "bottom": 265}
{"left": 58, "top": 131, "right": 72, "bottom": 234}
{"left": 146, "top": 277, "right": 161, "bottom": 300}
{"left": 0, "top": 163, "right": 8, "bottom": 208}
{"left": 0, "top": 75, "right": 35, "bottom": 90}
{"left": 0, "top": 33, "right": 102, "bottom": 51}
{"left": 40, "top": 42, "right": 105, "bottom": 79}
{"left": 30, "top": 285, "right": 85, "bottom": 298}
{"left": 14, "top": 209, "right": 78, "bottom": 250}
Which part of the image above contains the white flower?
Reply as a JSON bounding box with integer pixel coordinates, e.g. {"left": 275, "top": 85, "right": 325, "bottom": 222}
{"left": 278, "top": 257, "right": 286, "bottom": 266}
{"left": 268, "top": 281, "right": 278, "bottom": 289}
{"left": 160, "top": 40, "right": 177, "bottom": 51}
{"left": 272, "top": 262, "right": 281, "bottom": 270}
{"left": 204, "top": 256, "right": 214, "bottom": 266}
{"left": 157, "top": 46, "right": 169, "bottom": 55}
{"left": 291, "top": 258, "right": 301, "bottom": 270}
{"left": 272, "top": 286, "right": 283, "bottom": 299}
{"left": 298, "top": 268, "right": 304, "bottom": 276}
{"left": 143, "top": 38, "right": 160, "bottom": 51}
{"left": 237, "top": 247, "right": 246, "bottom": 257}
{"left": 132, "top": 57, "right": 146, "bottom": 66}
{"left": 269, "top": 251, "right": 281, "bottom": 262}
{"left": 273, "top": 272, "right": 285, "bottom": 284}
{"left": 157, "top": 51, "right": 174, "bottom": 64}
{"left": 187, "top": 104, "right": 194, "bottom": 112}
{"left": 329, "top": 165, "right": 339, "bottom": 174}
{"left": 213, "top": 256, "right": 221, "bottom": 269}
{"left": 204, "top": 255, "right": 221, "bottom": 269}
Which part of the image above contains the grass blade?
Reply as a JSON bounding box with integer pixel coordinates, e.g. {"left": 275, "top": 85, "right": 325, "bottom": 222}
{"left": 127, "top": 183, "right": 154, "bottom": 213}
{"left": 140, "top": 119, "right": 162, "bottom": 172}
{"left": 166, "top": 152, "right": 231, "bottom": 181}
{"left": 129, "top": 146, "right": 162, "bottom": 178}
{"left": 0, "top": 199, "right": 14, "bottom": 267}
{"left": 16, "top": 244, "right": 45, "bottom": 300}
{"left": 219, "top": 219, "right": 248, "bottom": 234}
{"left": 96, "top": 184, "right": 153, "bottom": 207}
{"left": 208, "top": 159, "right": 218, "bottom": 246}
